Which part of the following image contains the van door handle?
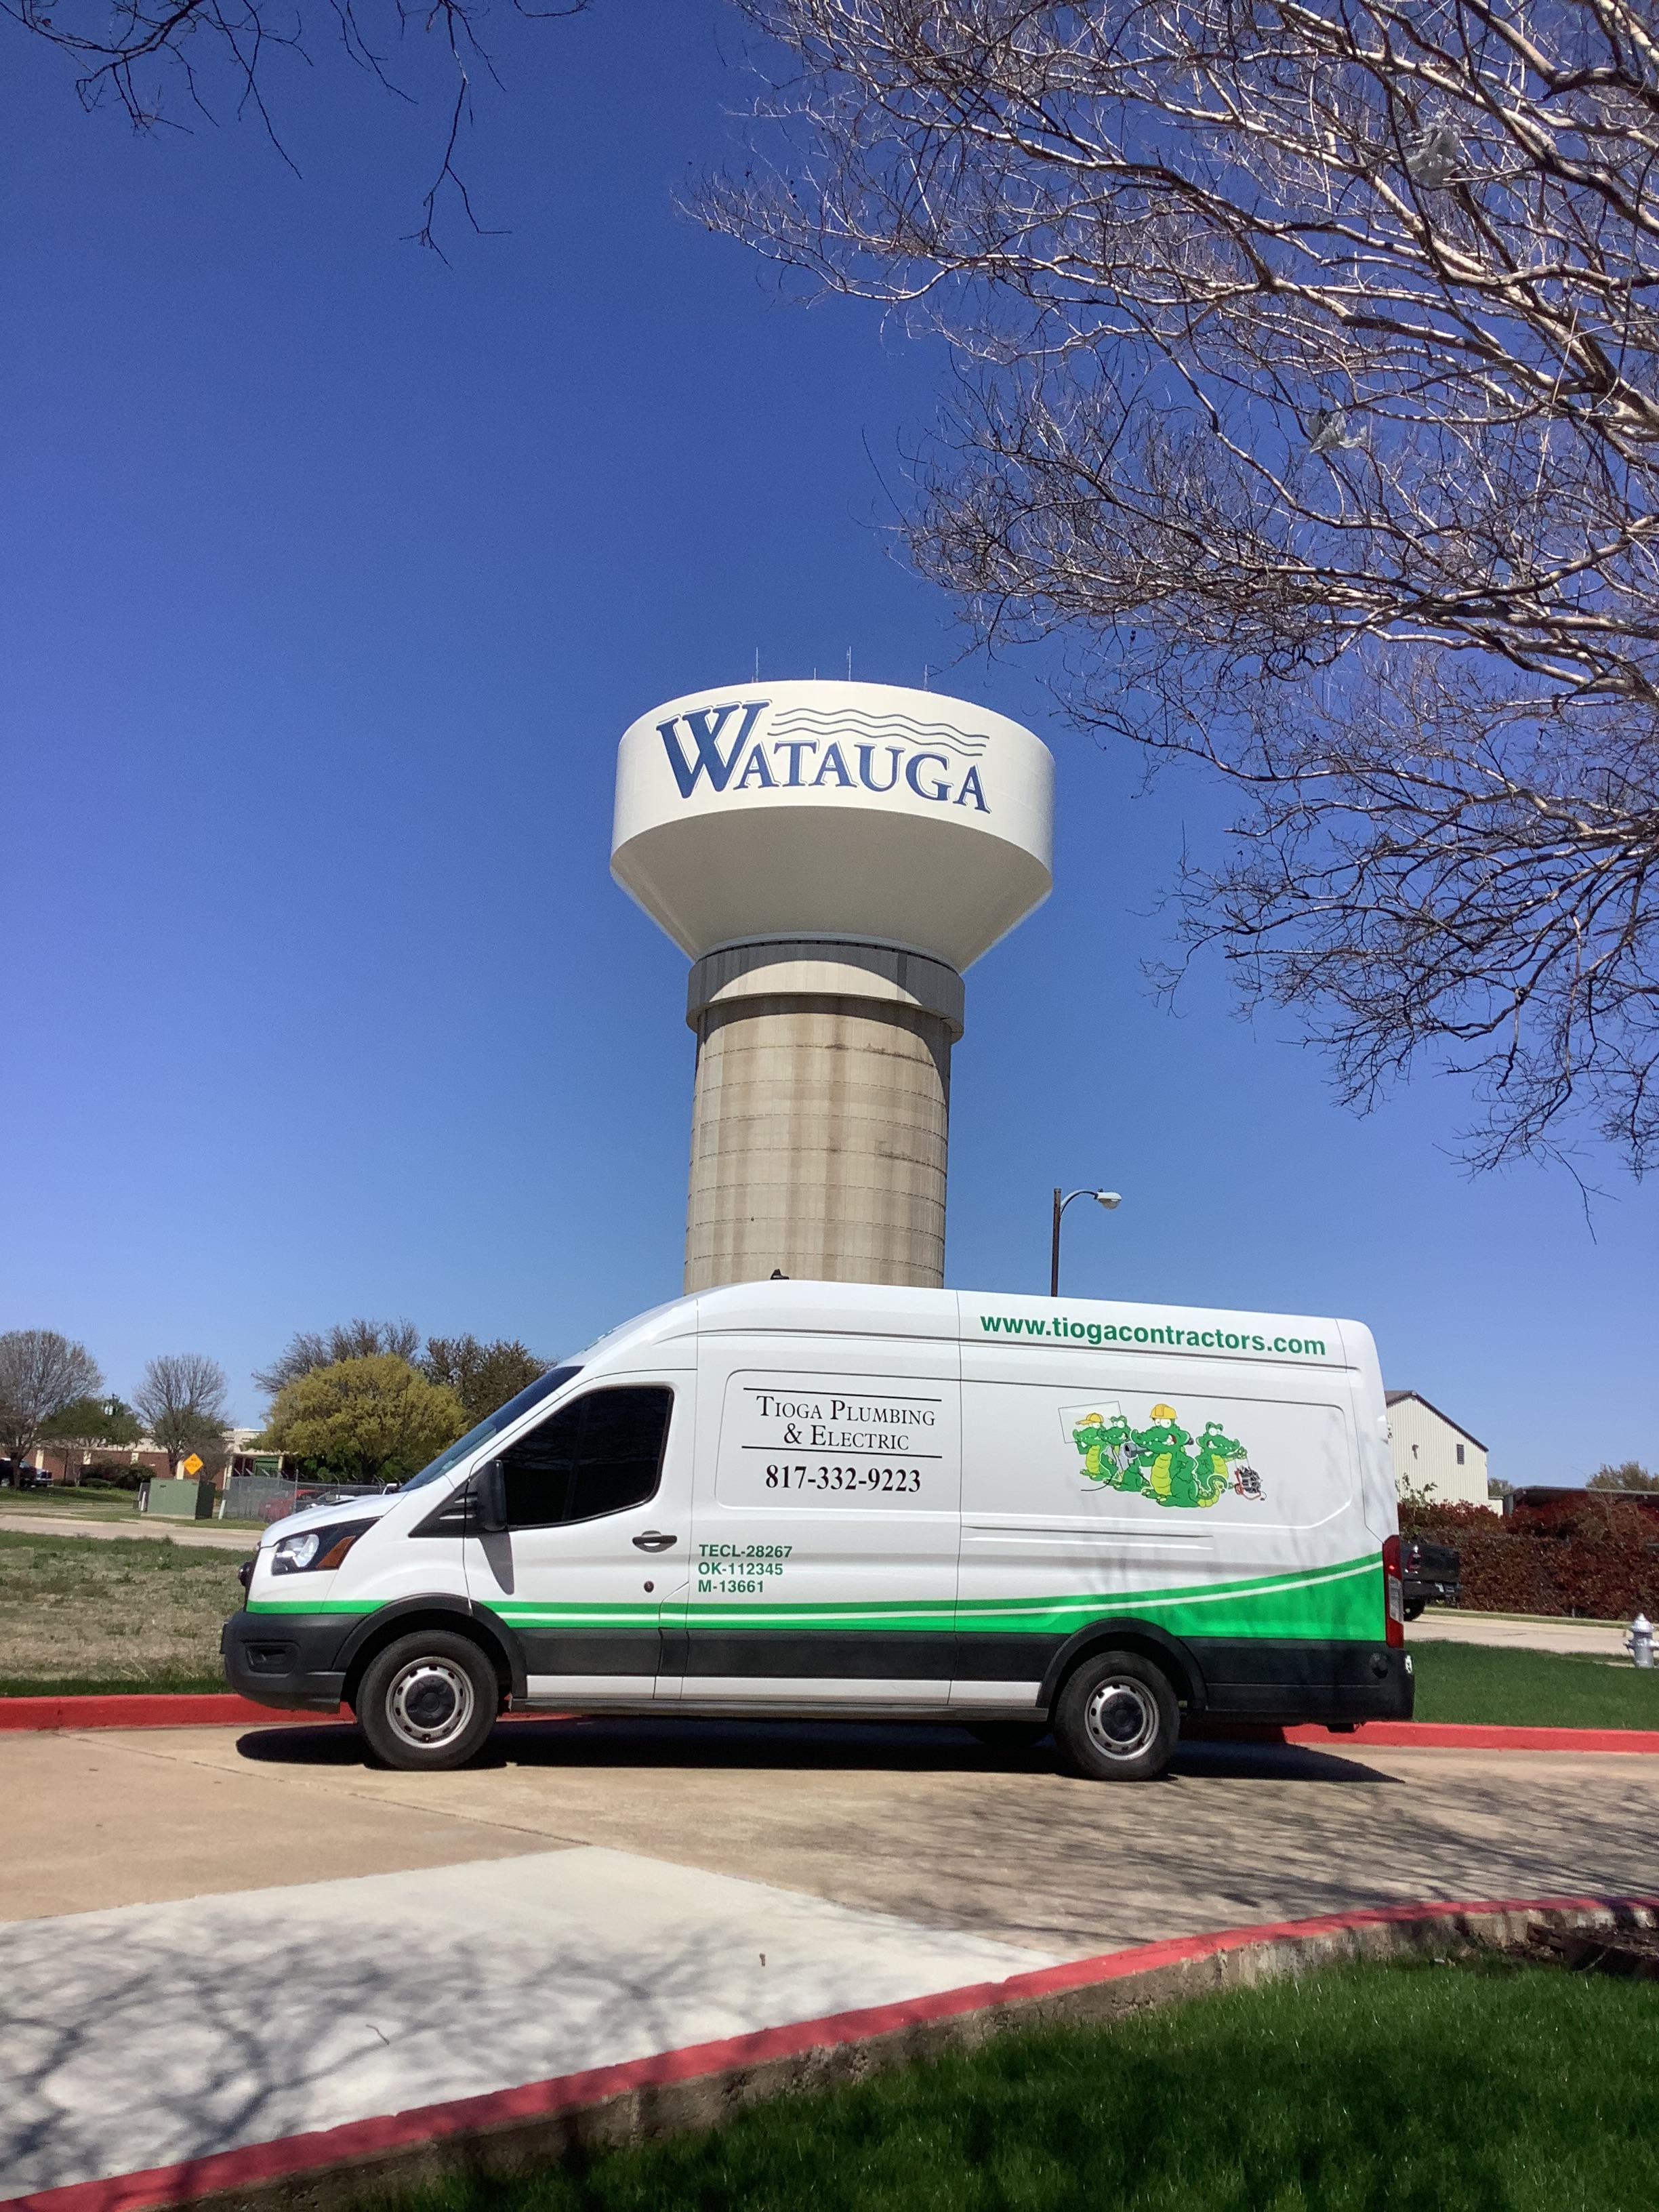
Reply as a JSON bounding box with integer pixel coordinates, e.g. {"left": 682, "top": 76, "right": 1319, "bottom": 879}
{"left": 632, "top": 1531, "right": 678, "bottom": 1552}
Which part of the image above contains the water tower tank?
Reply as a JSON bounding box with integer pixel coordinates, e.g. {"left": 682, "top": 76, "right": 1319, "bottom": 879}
{"left": 612, "top": 678, "right": 1054, "bottom": 1290}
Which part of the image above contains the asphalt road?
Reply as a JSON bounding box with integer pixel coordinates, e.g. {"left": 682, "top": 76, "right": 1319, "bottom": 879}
{"left": 6, "top": 1714, "right": 1656, "bottom": 1941}
{"left": 0, "top": 1512, "right": 255, "bottom": 1550}
{"left": 1409, "top": 1609, "right": 1633, "bottom": 1656}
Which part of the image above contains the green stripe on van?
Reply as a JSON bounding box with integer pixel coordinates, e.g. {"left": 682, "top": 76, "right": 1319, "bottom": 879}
{"left": 248, "top": 1554, "right": 1382, "bottom": 1641}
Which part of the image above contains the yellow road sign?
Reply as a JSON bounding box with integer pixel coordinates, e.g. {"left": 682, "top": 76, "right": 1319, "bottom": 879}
{"left": 182, "top": 1454, "right": 204, "bottom": 1477}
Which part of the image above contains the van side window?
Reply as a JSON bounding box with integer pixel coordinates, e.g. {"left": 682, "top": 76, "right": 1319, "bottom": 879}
{"left": 499, "top": 1387, "right": 672, "bottom": 1530}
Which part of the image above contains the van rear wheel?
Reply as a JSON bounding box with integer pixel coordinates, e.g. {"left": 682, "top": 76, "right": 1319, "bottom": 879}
{"left": 1054, "top": 1652, "right": 1179, "bottom": 1782}
{"left": 354, "top": 1631, "right": 499, "bottom": 1771}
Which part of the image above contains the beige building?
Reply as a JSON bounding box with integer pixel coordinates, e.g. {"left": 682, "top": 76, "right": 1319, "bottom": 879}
{"left": 1386, "top": 1389, "right": 1494, "bottom": 1509}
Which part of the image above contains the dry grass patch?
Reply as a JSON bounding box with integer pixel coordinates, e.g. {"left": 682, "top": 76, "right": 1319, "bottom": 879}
{"left": 0, "top": 1532, "right": 245, "bottom": 1687}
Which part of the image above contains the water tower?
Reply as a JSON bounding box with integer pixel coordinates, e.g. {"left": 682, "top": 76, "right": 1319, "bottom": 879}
{"left": 612, "top": 679, "right": 1054, "bottom": 1291}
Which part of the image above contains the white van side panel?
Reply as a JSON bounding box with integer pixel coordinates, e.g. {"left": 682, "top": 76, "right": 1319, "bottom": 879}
{"left": 670, "top": 1330, "right": 962, "bottom": 1704}
{"left": 956, "top": 1349, "right": 1374, "bottom": 1664}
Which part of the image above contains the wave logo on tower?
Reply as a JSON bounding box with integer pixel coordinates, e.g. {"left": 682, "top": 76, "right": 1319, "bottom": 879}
{"left": 656, "top": 695, "right": 991, "bottom": 813}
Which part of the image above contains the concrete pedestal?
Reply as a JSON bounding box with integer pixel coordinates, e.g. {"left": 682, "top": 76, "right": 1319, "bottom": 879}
{"left": 684, "top": 940, "right": 965, "bottom": 1292}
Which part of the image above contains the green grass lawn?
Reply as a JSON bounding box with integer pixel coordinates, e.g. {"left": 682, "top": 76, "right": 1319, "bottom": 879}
{"left": 0, "top": 1530, "right": 244, "bottom": 1691}
{"left": 370, "top": 1958, "right": 1659, "bottom": 2212}
{"left": 1409, "top": 1639, "right": 1659, "bottom": 1729}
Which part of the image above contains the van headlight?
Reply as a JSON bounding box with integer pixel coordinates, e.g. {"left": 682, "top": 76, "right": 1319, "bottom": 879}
{"left": 270, "top": 1519, "right": 375, "bottom": 1575}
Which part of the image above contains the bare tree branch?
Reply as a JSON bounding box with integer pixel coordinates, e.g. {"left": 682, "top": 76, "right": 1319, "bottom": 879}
{"left": 133, "top": 1351, "right": 232, "bottom": 1475}
{"left": 703, "top": 0, "right": 1659, "bottom": 1170}
{"left": 0, "top": 1332, "right": 104, "bottom": 1471}
{"left": 3, "top": 0, "right": 595, "bottom": 249}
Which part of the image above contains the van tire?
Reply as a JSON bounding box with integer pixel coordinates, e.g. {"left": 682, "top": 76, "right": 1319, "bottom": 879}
{"left": 965, "top": 1720, "right": 1050, "bottom": 1754}
{"left": 1054, "top": 1652, "right": 1179, "bottom": 1782}
{"left": 354, "top": 1631, "right": 499, "bottom": 1771}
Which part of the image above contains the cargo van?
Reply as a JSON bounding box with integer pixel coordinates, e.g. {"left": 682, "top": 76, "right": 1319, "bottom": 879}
{"left": 222, "top": 1282, "right": 1412, "bottom": 1780}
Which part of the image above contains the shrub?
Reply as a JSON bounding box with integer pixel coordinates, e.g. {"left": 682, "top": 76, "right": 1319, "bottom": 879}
{"left": 1401, "top": 1496, "right": 1659, "bottom": 1618}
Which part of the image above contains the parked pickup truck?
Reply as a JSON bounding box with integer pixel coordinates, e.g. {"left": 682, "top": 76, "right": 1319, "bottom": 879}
{"left": 1401, "top": 1533, "right": 1462, "bottom": 1620}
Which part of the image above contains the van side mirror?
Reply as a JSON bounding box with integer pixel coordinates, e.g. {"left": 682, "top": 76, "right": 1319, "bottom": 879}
{"left": 472, "top": 1459, "right": 508, "bottom": 1536}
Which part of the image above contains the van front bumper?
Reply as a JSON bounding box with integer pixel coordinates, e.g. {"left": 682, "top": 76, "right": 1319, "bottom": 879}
{"left": 222, "top": 1610, "right": 349, "bottom": 1713}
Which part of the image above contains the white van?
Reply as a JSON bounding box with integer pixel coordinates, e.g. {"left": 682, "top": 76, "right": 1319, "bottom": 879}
{"left": 223, "top": 1283, "right": 1412, "bottom": 1780}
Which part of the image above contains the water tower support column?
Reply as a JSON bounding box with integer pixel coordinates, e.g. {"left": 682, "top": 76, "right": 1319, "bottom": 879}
{"left": 683, "top": 939, "right": 965, "bottom": 1292}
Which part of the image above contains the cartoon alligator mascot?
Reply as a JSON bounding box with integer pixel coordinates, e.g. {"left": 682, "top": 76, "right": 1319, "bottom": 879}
{"left": 1139, "top": 1404, "right": 1195, "bottom": 1505}
{"left": 1194, "top": 1419, "right": 1252, "bottom": 1504}
{"left": 1071, "top": 1404, "right": 1260, "bottom": 1509}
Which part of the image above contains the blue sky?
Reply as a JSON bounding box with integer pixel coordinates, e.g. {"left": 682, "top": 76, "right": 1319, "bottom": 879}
{"left": 3, "top": 0, "right": 1654, "bottom": 1479}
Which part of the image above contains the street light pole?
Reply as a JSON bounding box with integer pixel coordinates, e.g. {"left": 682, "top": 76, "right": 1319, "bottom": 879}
{"left": 1050, "top": 1186, "right": 1123, "bottom": 1297}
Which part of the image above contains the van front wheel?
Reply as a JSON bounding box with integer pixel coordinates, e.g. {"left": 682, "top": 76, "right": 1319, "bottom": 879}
{"left": 354, "top": 1632, "right": 499, "bottom": 1771}
{"left": 1054, "top": 1652, "right": 1179, "bottom": 1782}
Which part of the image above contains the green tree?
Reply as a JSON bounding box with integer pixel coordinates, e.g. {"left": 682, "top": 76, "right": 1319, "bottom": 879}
{"left": 261, "top": 1356, "right": 465, "bottom": 1484}
{"left": 37, "top": 1395, "right": 142, "bottom": 1483}
{"left": 420, "top": 1336, "right": 547, "bottom": 1427}
{"left": 1588, "top": 1462, "right": 1659, "bottom": 1493}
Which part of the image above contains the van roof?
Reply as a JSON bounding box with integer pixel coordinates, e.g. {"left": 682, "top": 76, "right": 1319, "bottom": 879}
{"left": 573, "top": 1281, "right": 1359, "bottom": 1372}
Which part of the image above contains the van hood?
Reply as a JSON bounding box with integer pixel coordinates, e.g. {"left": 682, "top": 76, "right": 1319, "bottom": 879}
{"left": 257, "top": 1491, "right": 402, "bottom": 1549}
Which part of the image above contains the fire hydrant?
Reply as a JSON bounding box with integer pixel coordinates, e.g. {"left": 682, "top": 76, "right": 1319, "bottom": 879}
{"left": 1629, "top": 1614, "right": 1654, "bottom": 1669}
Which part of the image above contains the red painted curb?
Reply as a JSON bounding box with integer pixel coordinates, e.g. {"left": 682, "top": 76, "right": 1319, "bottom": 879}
{"left": 1283, "top": 1720, "right": 1659, "bottom": 1753}
{"left": 7, "top": 1889, "right": 1656, "bottom": 2212}
{"left": 4, "top": 1698, "right": 1656, "bottom": 1752}
{"left": 0, "top": 1694, "right": 343, "bottom": 1732}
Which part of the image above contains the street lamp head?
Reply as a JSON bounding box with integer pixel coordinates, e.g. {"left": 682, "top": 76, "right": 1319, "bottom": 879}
{"left": 1094, "top": 1191, "right": 1123, "bottom": 1210}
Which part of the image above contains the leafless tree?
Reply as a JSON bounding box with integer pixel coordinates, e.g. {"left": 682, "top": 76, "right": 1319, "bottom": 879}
{"left": 704, "top": 0, "right": 1659, "bottom": 1171}
{"left": 134, "top": 1352, "right": 232, "bottom": 1476}
{"left": 253, "top": 1317, "right": 422, "bottom": 1401}
{"left": 0, "top": 1331, "right": 104, "bottom": 1473}
{"left": 3, "top": 0, "right": 594, "bottom": 251}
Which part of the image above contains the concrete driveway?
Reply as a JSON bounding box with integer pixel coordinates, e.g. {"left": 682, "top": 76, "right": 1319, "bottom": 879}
{"left": 3, "top": 1714, "right": 1654, "bottom": 2198}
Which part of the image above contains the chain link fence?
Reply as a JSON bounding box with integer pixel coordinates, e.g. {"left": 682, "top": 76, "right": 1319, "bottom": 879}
{"left": 220, "top": 1476, "right": 391, "bottom": 1524}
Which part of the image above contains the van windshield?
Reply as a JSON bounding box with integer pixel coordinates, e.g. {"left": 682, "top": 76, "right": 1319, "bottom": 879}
{"left": 396, "top": 1366, "right": 583, "bottom": 1492}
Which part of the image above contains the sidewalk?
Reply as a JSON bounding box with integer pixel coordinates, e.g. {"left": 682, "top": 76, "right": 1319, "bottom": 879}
{"left": 0, "top": 1848, "right": 1060, "bottom": 2197}
{"left": 1409, "top": 1610, "right": 1631, "bottom": 1658}
{"left": 0, "top": 1515, "right": 255, "bottom": 1552}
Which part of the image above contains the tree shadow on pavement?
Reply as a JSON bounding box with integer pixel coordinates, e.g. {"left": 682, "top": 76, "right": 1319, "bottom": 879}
{"left": 226, "top": 1719, "right": 1659, "bottom": 1965}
